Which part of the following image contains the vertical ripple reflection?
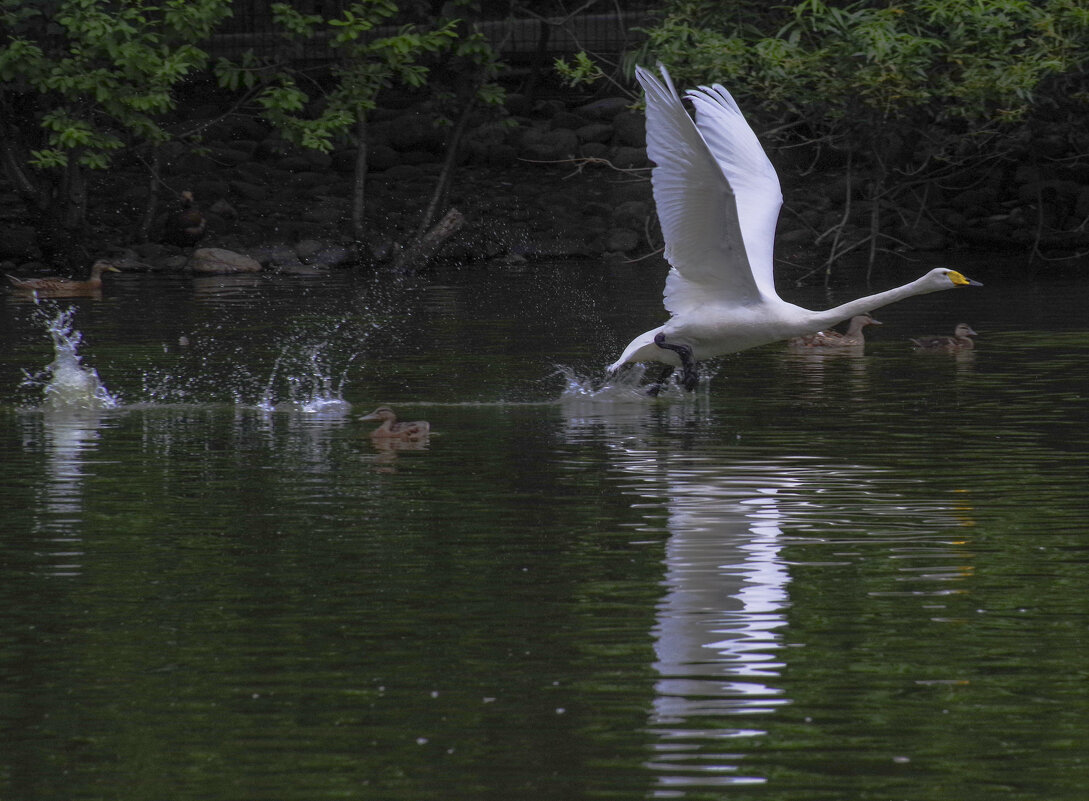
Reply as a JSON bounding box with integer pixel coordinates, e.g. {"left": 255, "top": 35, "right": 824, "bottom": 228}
{"left": 626, "top": 455, "right": 794, "bottom": 791}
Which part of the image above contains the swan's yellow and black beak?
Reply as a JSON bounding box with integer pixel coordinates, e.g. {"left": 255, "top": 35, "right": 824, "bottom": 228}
{"left": 949, "top": 270, "right": 983, "bottom": 287}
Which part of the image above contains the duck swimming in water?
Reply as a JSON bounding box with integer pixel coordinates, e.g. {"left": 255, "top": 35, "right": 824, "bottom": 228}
{"left": 911, "top": 323, "right": 978, "bottom": 351}
{"left": 606, "top": 65, "right": 981, "bottom": 391}
{"left": 787, "top": 313, "right": 882, "bottom": 349}
{"left": 6, "top": 259, "right": 120, "bottom": 295}
{"left": 360, "top": 407, "right": 430, "bottom": 440}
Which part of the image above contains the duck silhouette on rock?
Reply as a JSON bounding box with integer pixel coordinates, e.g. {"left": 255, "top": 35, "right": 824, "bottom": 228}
{"left": 162, "top": 190, "right": 206, "bottom": 247}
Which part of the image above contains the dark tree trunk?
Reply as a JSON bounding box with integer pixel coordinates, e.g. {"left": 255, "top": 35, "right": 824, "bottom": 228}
{"left": 138, "top": 148, "right": 163, "bottom": 243}
{"left": 393, "top": 207, "right": 465, "bottom": 271}
{"left": 413, "top": 98, "right": 473, "bottom": 241}
{"left": 351, "top": 112, "right": 369, "bottom": 244}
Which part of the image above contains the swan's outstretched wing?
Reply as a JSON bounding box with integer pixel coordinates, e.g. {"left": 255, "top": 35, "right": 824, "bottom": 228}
{"left": 636, "top": 65, "right": 782, "bottom": 314}
{"left": 687, "top": 81, "right": 782, "bottom": 300}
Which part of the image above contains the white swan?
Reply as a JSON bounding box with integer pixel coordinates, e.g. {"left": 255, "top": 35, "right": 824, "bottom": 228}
{"left": 608, "top": 65, "right": 981, "bottom": 390}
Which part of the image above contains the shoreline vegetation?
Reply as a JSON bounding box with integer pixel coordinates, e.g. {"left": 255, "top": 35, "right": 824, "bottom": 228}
{"left": 3, "top": 2, "right": 1089, "bottom": 282}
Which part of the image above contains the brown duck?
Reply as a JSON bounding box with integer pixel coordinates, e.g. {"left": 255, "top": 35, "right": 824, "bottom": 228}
{"left": 162, "top": 190, "right": 206, "bottom": 246}
{"left": 6, "top": 259, "right": 120, "bottom": 295}
{"left": 912, "top": 323, "right": 978, "bottom": 351}
{"left": 787, "top": 313, "right": 882, "bottom": 348}
{"left": 361, "top": 407, "right": 430, "bottom": 440}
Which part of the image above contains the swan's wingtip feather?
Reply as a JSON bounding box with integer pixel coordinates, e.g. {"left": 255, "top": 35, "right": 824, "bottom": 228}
{"left": 686, "top": 83, "right": 743, "bottom": 116}
{"left": 635, "top": 63, "right": 680, "bottom": 101}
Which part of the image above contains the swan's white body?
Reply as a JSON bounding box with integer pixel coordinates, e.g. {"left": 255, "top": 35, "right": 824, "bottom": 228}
{"left": 608, "top": 65, "right": 980, "bottom": 374}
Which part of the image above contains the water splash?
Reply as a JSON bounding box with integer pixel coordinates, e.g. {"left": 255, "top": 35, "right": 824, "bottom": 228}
{"left": 21, "top": 307, "right": 120, "bottom": 410}
{"left": 21, "top": 305, "right": 360, "bottom": 414}
{"left": 556, "top": 363, "right": 707, "bottom": 402}
{"left": 134, "top": 315, "right": 360, "bottom": 413}
{"left": 257, "top": 338, "right": 355, "bottom": 414}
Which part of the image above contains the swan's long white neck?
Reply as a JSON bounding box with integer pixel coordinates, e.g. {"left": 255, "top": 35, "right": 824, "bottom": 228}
{"left": 806, "top": 274, "right": 941, "bottom": 330}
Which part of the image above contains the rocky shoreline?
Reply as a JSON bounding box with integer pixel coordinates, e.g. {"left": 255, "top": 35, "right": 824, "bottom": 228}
{"left": 4, "top": 89, "right": 1088, "bottom": 279}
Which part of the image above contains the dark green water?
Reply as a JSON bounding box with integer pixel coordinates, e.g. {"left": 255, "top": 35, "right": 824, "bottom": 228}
{"left": 1, "top": 260, "right": 1087, "bottom": 800}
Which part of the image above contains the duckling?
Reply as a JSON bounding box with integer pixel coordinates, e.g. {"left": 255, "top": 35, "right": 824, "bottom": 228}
{"left": 361, "top": 407, "right": 430, "bottom": 440}
{"left": 911, "top": 323, "right": 978, "bottom": 351}
{"left": 162, "top": 190, "right": 206, "bottom": 247}
{"left": 787, "top": 313, "right": 882, "bottom": 349}
{"left": 6, "top": 259, "right": 120, "bottom": 294}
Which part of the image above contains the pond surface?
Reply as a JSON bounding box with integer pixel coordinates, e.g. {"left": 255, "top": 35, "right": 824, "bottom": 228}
{"left": 1, "top": 257, "right": 1088, "bottom": 800}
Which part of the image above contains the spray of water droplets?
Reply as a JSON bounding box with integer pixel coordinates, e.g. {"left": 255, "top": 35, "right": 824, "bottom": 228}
{"left": 20, "top": 307, "right": 120, "bottom": 411}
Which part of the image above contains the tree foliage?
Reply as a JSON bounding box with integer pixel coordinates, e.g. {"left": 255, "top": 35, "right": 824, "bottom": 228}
{"left": 5, "top": 0, "right": 1089, "bottom": 268}
{"left": 0, "top": 0, "right": 233, "bottom": 259}
{"left": 234, "top": 0, "right": 505, "bottom": 249}
{"left": 641, "top": 0, "right": 1089, "bottom": 131}
{"left": 0, "top": 0, "right": 230, "bottom": 169}
{"left": 242, "top": 1, "right": 457, "bottom": 155}
{"left": 635, "top": 0, "right": 1089, "bottom": 269}
{"left": 0, "top": 0, "right": 504, "bottom": 262}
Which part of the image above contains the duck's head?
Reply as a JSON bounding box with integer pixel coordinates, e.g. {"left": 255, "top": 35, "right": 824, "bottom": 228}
{"left": 90, "top": 260, "right": 121, "bottom": 276}
{"left": 954, "top": 323, "right": 978, "bottom": 337}
{"left": 844, "top": 313, "right": 882, "bottom": 335}
{"left": 361, "top": 406, "right": 397, "bottom": 422}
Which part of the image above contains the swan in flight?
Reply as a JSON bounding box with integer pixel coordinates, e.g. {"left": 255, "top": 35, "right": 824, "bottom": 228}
{"left": 608, "top": 65, "right": 981, "bottom": 390}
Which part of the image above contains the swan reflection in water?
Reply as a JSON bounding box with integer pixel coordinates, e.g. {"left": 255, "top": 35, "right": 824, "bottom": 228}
{"left": 619, "top": 442, "right": 793, "bottom": 790}
{"left": 560, "top": 401, "right": 972, "bottom": 793}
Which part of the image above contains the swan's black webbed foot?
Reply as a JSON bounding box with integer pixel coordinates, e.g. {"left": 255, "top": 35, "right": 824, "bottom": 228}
{"left": 646, "top": 365, "right": 675, "bottom": 396}
{"left": 678, "top": 367, "right": 699, "bottom": 392}
{"left": 654, "top": 333, "right": 699, "bottom": 392}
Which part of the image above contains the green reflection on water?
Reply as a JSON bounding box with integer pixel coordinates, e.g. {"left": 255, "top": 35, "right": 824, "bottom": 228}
{"left": 1, "top": 269, "right": 1088, "bottom": 800}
